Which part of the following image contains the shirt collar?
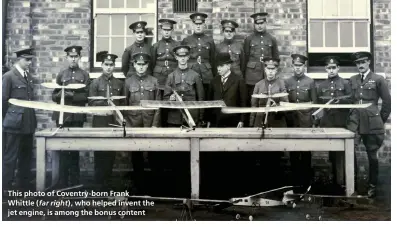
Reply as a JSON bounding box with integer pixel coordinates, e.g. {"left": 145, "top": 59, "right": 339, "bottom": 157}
{"left": 362, "top": 70, "right": 370, "bottom": 79}
{"left": 221, "top": 71, "right": 231, "bottom": 80}
{"left": 15, "top": 64, "right": 26, "bottom": 77}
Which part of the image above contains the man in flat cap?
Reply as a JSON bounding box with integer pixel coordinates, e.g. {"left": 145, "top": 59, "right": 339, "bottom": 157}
{"left": 122, "top": 21, "right": 153, "bottom": 77}
{"left": 346, "top": 51, "right": 391, "bottom": 198}
{"left": 215, "top": 19, "right": 245, "bottom": 79}
{"left": 151, "top": 19, "right": 180, "bottom": 126}
{"left": 181, "top": 13, "right": 216, "bottom": 102}
{"left": 51, "top": 45, "right": 90, "bottom": 188}
{"left": 203, "top": 52, "right": 248, "bottom": 198}
{"left": 2, "top": 48, "right": 37, "bottom": 192}
{"left": 161, "top": 45, "right": 205, "bottom": 197}
{"left": 89, "top": 51, "right": 125, "bottom": 190}
{"left": 315, "top": 56, "right": 352, "bottom": 188}
{"left": 284, "top": 54, "right": 317, "bottom": 189}
{"left": 249, "top": 57, "right": 288, "bottom": 192}
{"left": 244, "top": 12, "right": 280, "bottom": 105}
{"left": 123, "top": 52, "right": 161, "bottom": 195}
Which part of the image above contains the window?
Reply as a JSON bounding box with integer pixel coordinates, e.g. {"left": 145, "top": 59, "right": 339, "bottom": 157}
{"left": 93, "top": 0, "right": 157, "bottom": 69}
{"left": 173, "top": 0, "right": 197, "bottom": 13}
{"left": 307, "top": 0, "right": 372, "bottom": 72}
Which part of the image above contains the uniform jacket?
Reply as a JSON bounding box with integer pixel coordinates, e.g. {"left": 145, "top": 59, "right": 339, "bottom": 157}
{"left": 89, "top": 74, "right": 125, "bottom": 127}
{"left": 181, "top": 33, "right": 216, "bottom": 84}
{"left": 215, "top": 38, "right": 245, "bottom": 78}
{"left": 2, "top": 67, "right": 37, "bottom": 134}
{"left": 243, "top": 31, "right": 279, "bottom": 85}
{"left": 163, "top": 67, "right": 205, "bottom": 125}
{"left": 205, "top": 71, "right": 248, "bottom": 127}
{"left": 122, "top": 39, "right": 153, "bottom": 77}
{"left": 284, "top": 74, "right": 317, "bottom": 127}
{"left": 317, "top": 75, "right": 352, "bottom": 127}
{"left": 249, "top": 78, "right": 289, "bottom": 127}
{"left": 51, "top": 66, "right": 90, "bottom": 124}
{"left": 151, "top": 37, "right": 180, "bottom": 89}
{"left": 123, "top": 72, "right": 161, "bottom": 127}
{"left": 346, "top": 71, "right": 391, "bottom": 134}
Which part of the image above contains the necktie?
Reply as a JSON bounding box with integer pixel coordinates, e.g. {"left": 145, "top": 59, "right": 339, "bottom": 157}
{"left": 361, "top": 74, "right": 364, "bottom": 83}
{"left": 23, "top": 71, "right": 28, "bottom": 81}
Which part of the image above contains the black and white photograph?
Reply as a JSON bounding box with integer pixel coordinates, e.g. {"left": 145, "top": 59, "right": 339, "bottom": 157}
{"left": 1, "top": 0, "right": 393, "bottom": 223}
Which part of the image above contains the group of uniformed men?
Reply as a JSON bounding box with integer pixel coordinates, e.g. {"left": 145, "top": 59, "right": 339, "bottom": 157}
{"left": 2, "top": 12, "right": 390, "bottom": 199}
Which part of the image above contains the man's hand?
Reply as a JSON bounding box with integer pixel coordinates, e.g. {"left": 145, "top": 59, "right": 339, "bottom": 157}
{"left": 237, "top": 121, "right": 244, "bottom": 128}
{"left": 170, "top": 94, "right": 176, "bottom": 101}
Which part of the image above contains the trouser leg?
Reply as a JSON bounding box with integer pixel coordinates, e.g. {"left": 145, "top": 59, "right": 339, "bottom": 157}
{"left": 16, "top": 134, "right": 34, "bottom": 191}
{"left": 131, "top": 152, "right": 145, "bottom": 194}
{"left": 68, "top": 151, "right": 80, "bottom": 186}
{"left": 94, "top": 151, "right": 116, "bottom": 189}
{"left": 362, "top": 133, "right": 384, "bottom": 190}
{"left": 2, "top": 133, "right": 21, "bottom": 191}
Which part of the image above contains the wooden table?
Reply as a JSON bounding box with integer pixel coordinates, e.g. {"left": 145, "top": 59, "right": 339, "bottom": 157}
{"left": 35, "top": 127, "right": 356, "bottom": 197}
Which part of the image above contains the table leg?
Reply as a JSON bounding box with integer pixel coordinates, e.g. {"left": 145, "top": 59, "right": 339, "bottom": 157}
{"left": 345, "top": 138, "right": 355, "bottom": 196}
{"left": 191, "top": 138, "right": 200, "bottom": 199}
{"left": 335, "top": 151, "right": 344, "bottom": 185}
{"left": 36, "top": 137, "right": 46, "bottom": 191}
{"left": 51, "top": 150, "right": 60, "bottom": 187}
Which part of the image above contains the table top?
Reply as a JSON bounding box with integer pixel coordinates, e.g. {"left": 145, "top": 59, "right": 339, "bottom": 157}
{"left": 35, "top": 127, "right": 355, "bottom": 139}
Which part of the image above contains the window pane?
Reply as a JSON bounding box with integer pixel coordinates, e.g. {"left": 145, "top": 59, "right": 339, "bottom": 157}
{"left": 111, "top": 0, "right": 124, "bottom": 8}
{"left": 142, "top": 0, "right": 155, "bottom": 8}
{"left": 111, "top": 38, "right": 124, "bottom": 62}
{"left": 309, "top": 22, "right": 323, "bottom": 47}
{"left": 340, "top": 22, "right": 353, "bottom": 47}
{"left": 323, "top": 0, "right": 338, "bottom": 17}
{"left": 127, "top": 0, "right": 139, "bottom": 8}
{"left": 339, "top": 0, "right": 353, "bottom": 17}
{"left": 96, "top": 37, "right": 110, "bottom": 57}
{"left": 353, "top": 0, "right": 368, "bottom": 17}
{"left": 308, "top": 0, "right": 323, "bottom": 18}
{"left": 141, "top": 14, "right": 155, "bottom": 28}
{"left": 324, "top": 22, "right": 338, "bottom": 47}
{"left": 97, "top": 15, "right": 110, "bottom": 36}
{"left": 96, "top": 0, "right": 109, "bottom": 8}
{"left": 111, "top": 15, "right": 125, "bottom": 36}
{"left": 127, "top": 36, "right": 136, "bottom": 45}
{"left": 355, "top": 22, "right": 368, "bottom": 47}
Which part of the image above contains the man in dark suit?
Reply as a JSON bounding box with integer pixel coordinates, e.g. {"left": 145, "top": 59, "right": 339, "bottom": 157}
{"left": 203, "top": 52, "right": 248, "bottom": 199}
{"left": 2, "top": 48, "right": 37, "bottom": 192}
{"left": 346, "top": 51, "right": 391, "bottom": 198}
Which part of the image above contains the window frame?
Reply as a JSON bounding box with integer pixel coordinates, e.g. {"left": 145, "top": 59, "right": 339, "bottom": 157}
{"left": 91, "top": 0, "right": 157, "bottom": 70}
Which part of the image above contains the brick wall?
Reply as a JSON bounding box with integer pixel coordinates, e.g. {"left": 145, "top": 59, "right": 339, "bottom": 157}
{"left": 4, "top": 0, "right": 391, "bottom": 181}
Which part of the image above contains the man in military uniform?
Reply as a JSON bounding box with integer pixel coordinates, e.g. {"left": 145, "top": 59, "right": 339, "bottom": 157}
{"left": 244, "top": 12, "right": 280, "bottom": 101}
{"left": 284, "top": 54, "right": 317, "bottom": 189}
{"left": 123, "top": 52, "right": 161, "bottom": 194}
{"left": 162, "top": 45, "right": 205, "bottom": 197}
{"left": 249, "top": 57, "right": 288, "bottom": 192}
{"left": 122, "top": 21, "right": 152, "bottom": 77}
{"left": 51, "top": 46, "right": 90, "bottom": 187}
{"left": 2, "top": 48, "right": 37, "bottom": 192}
{"left": 316, "top": 56, "right": 352, "bottom": 187}
{"left": 89, "top": 51, "right": 125, "bottom": 190}
{"left": 151, "top": 18, "right": 180, "bottom": 126}
{"left": 346, "top": 51, "right": 391, "bottom": 198}
{"left": 203, "top": 52, "right": 247, "bottom": 198}
{"left": 215, "top": 19, "right": 245, "bottom": 78}
{"left": 181, "top": 13, "right": 216, "bottom": 101}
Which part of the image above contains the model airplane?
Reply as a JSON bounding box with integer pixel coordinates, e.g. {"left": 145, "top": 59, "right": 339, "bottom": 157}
{"left": 140, "top": 90, "right": 226, "bottom": 132}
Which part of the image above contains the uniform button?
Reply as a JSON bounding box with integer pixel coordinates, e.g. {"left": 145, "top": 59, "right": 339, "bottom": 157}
{"left": 72, "top": 71, "right": 75, "bottom": 73}
{"left": 262, "top": 54, "right": 264, "bottom": 56}
{"left": 72, "top": 77, "right": 74, "bottom": 79}
{"left": 297, "top": 92, "right": 299, "bottom": 95}
{"left": 261, "top": 41, "right": 263, "bottom": 44}
{"left": 261, "top": 48, "right": 264, "bottom": 50}
{"left": 331, "top": 93, "right": 334, "bottom": 95}
{"left": 141, "top": 86, "right": 143, "bottom": 88}
{"left": 297, "top": 80, "right": 300, "bottom": 83}
{"left": 297, "top": 86, "right": 299, "bottom": 88}
{"left": 198, "top": 43, "right": 201, "bottom": 46}
{"left": 297, "top": 99, "right": 299, "bottom": 102}
{"left": 166, "top": 49, "right": 168, "bottom": 51}
{"left": 198, "top": 38, "right": 200, "bottom": 40}
{"left": 199, "top": 49, "right": 201, "bottom": 51}
{"left": 167, "top": 66, "right": 169, "bottom": 69}
{"left": 331, "top": 81, "right": 334, "bottom": 83}
{"left": 140, "top": 80, "right": 142, "bottom": 82}
{"left": 229, "top": 50, "right": 231, "bottom": 53}
{"left": 228, "top": 45, "right": 230, "bottom": 47}
{"left": 182, "top": 73, "right": 184, "bottom": 75}
{"left": 110, "top": 93, "right": 113, "bottom": 95}
{"left": 141, "top": 93, "right": 144, "bottom": 95}
{"left": 182, "top": 80, "right": 184, "bottom": 82}
{"left": 360, "top": 93, "right": 363, "bottom": 95}
{"left": 166, "top": 43, "right": 168, "bottom": 45}
{"left": 361, "top": 86, "right": 363, "bottom": 88}
{"left": 261, "top": 36, "right": 263, "bottom": 38}
{"left": 166, "top": 55, "right": 169, "bottom": 57}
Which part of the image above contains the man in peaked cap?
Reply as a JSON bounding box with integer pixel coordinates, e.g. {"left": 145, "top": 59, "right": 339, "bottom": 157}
{"left": 248, "top": 56, "right": 288, "bottom": 192}
{"left": 203, "top": 52, "right": 248, "bottom": 198}
{"left": 244, "top": 12, "right": 280, "bottom": 106}
{"left": 51, "top": 45, "right": 90, "bottom": 188}
{"left": 284, "top": 54, "right": 317, "bottom": 190}
{"left": 2, "top": 48, "right": 37, "bottom": 192}
{"left": 158, "top": 45, "right": 204, "bottom": 197}
{"left": 89, "top": 51, "right": 125, "bottom": 190}
{"left": 123, "top": 52, "right": 161, "bottom": 195}
{"left": 346, "top": 51, "right": 391, "bottom": 198}
{"left": 215, "top": 19, "right": 245, "bottom": 79}
{"left": 314, "top": 56, "right": 352, "bottom": 190}
{"left": 122, "top": 21, "right": 152, "bottom": 77}
{"left": 181, "top": 12, "right": 216, "bottom": 101}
